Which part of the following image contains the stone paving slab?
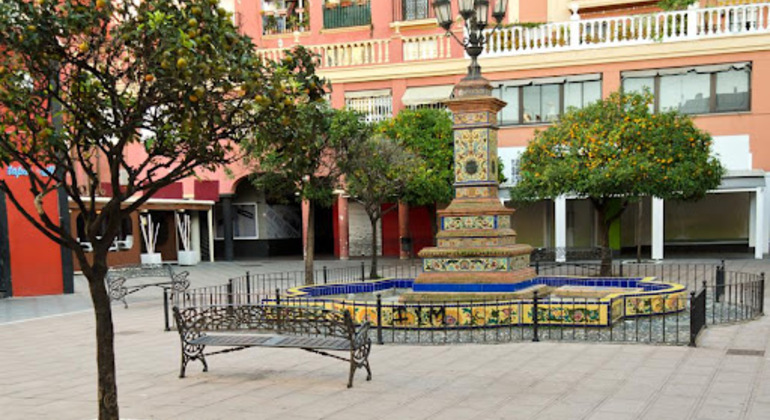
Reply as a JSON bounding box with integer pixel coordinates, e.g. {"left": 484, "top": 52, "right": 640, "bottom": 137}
{"left": 0, "top": 257, "right": 769, "bottom": 419}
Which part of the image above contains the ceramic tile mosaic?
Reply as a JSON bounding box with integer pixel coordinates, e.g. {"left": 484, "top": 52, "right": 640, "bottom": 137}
{"left": 423, "top": 257, "right": 509, "bottom": 272}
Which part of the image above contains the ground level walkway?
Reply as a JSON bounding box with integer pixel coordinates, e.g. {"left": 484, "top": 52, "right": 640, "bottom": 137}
{"left": 1, "top": 257, "right": 770, "bottom": 419}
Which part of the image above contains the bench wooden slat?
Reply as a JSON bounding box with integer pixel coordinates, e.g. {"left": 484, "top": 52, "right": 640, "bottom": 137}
{"left": 190, "top": 334, "right": 350, "bottom": 350}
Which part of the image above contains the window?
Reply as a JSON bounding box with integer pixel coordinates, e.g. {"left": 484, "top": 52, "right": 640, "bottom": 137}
{"left": 262, "top": 0, "right": 308, "bottom": 35}
{"left": 345, "top": 90, "right": 393, "bottom": 123}
{"left": 622, "top": 62, "right": 751, "bottom": 115}
{"left": 403, "top": 0, "right": 430, "bottom": 20}
{"left": 215, "top": 203, "right": 259, "bottom": 239}
{"left": 493, "top": 74, "right": 602, "bottom": 126}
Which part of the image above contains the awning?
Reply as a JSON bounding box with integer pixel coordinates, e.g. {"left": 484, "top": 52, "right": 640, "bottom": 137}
{"left": 401, "top": 85, "right": 454, "bottom": 107}
{"left": 344, "top": 89, "right": 391, "bottom": 99}
{"left": 624, "top": 62, "right": 751, "bottom": 78}
{"left": 496, "top": 73, "right": 601, "bottom": 88}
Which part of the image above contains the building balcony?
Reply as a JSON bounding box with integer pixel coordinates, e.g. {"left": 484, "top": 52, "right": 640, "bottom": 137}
{"left": 482, "top": 2, "right": 770, "bottom": 57}
{"left": 258, "top": 2, "right": 770, "bottom": 70}
{"left": 323, "top": 0, "right": 371, "bottom": 29}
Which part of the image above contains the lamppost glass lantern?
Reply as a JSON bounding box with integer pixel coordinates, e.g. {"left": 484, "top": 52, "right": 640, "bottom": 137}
{"left": 459, "top": 0, "right": 475, "bottom": 19}
{"left": 474, "top": 0, "right": 490, "bottom": 29}
{"left": 431, "top": 0, "right": 508, "bottom": 81}
{"left": 433, "top": 0, "right": 453, "bottom": 31}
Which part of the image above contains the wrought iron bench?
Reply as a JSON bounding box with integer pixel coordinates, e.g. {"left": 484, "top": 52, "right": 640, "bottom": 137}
{"left": 172, "top": 304, "right": 373, "bottom": 388}
{"left": 106, "top": 264, "right": 189, "bottom": 308}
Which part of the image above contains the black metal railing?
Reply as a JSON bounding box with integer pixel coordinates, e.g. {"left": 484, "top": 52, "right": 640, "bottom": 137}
{"left": 690, "top": 286, "right": 707, "bottom": 347}
{"left": 169, "top": 260, "right": 764, "bottom": 346}
{"left": 323, "top": 1, "right": 371, "bottom": 29}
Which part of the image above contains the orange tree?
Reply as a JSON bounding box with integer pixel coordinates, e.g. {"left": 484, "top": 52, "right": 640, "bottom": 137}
{"left": 341, "top": 133, "right": 421, "bottom": 278}
{"left": 377, "top": 108, "right": 453, "bottom": 238}
{"left": 0, "top": 0, "right": 304, "bottom": 418}
{"left": 243, "top": 47, "right": 366, "bottom": 285}
{"left": 511, "top": 91, "right": 724, "bottom": 275}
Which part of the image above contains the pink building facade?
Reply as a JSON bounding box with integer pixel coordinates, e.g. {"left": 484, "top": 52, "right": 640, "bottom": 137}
{"left": 205, "top": 0, "right": 770, "bottom": 262}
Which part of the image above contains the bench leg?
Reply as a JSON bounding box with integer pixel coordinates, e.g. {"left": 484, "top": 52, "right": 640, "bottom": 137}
{"left": 348, "top": 339, "right": 372, "bottom": 388}
{"left": 347, "top": 359, "right": 356, "bottom": 389}
{"left": 179, "top": 346, "right": 208, "bottom": 378}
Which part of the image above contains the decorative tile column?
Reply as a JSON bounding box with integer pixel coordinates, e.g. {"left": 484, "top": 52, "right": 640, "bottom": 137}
{"left": 411, "top": 78, "right": 534, "bottom": 297}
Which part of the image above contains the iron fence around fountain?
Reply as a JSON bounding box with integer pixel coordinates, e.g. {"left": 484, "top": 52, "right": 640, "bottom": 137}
{"left": 169, "top": 261, "right": 764, "bottom": 346}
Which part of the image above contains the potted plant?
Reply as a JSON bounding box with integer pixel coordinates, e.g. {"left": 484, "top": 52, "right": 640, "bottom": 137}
{"left": 139, "top": 213, "right": 162, "bottom": 265}
{"left": 176, "top": 212, "right": 198, "bottom": 266}
{"left": 264, "top": 14, "right": 278, "bottom": 34}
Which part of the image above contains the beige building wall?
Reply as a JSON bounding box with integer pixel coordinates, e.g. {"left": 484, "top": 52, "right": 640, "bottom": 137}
{"left": 548, "top": 0, "right": 573, "bottom": 22}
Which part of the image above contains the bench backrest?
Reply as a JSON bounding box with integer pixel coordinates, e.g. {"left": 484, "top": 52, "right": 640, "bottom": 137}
{"left": 174, "top": 304, "right": 355, "bottom": 340}
{"left": 106, "top": 264, "right": 173, "bottom": 280}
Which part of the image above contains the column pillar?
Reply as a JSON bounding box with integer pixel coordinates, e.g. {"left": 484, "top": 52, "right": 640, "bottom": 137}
{"left": 220, "top": 193, "right": 235, "bottom": 261}
{"left": 337, "top": 194, "right": 349, "bottom": 260}
{"left": 652, "top": 197, "right": 664, "bottom": 260}
{"left": 207, "top": 208, "right": 215, "bottom": 262}
{"left": 555, "top": 196, "right": 567, "bottom": 262}
{"left": 755, "top": 187, "right": 765, "bottom": 259}
{"left": 398, "top": 201, "right": 410, "bottom": 259}
{"left": 750, "top": 191, "right": 757, "bottom": 248}
{"left": 301, "top": 198, "right": 310, "bottom": 259}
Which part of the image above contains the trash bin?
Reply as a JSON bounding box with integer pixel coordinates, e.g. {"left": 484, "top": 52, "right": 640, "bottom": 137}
{"left": 400, "top": 237, "right": 412, "bottom": 256}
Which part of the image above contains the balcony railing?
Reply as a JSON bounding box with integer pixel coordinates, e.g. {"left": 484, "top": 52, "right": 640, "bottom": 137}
{"left": 323, "top": 1, "right": 371, "bottom": 29}
{"left": 393, "top": 0, "right": 434, "bottom": 22}
{"left": 482, "top": 2, "right": 770, "bottom": 57}
{"left": 403, "top": 34, "right": 452, "bottom": 61}
{"left": 257, "top": 3, "right": 770, "bottom": 69}
{"left": 258, "top": 38, "right": 389, "bottom": 68}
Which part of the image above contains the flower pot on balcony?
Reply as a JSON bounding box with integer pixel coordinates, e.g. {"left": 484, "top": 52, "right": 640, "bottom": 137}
{"left": 177, "top": 250, "right": 199, "bottom": 266}
{"left": 140, "top": 252, "right": 162, "bottom": 265}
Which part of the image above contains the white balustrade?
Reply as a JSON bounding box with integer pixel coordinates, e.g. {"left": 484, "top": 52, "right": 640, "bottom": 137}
{"left": 480, "top": 2, "right": 770, "bottom": 58}
{"left": 402, "top": 34, "right": 452, "bottom": 61}
{"left": 258, "top": 39, "right": 390, "bottom": 68}
{"left": 257, "top": 3, "right": 770, "bottom": 66}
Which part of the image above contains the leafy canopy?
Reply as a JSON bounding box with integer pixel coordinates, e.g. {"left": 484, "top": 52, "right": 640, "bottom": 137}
{"left": 512, "top": 91, "right": 724, "bottom": 204}
{"left": 377, "top": 108, "right": 454, "bottom": 206}
{"left": 243, "top": 47, "right": 367, "bottom": 207}
{"left": 342, "top": 134, "right": 421, "bottom": 219}
{"left": 0, "top": 0, "right": 278, "bottom": 255}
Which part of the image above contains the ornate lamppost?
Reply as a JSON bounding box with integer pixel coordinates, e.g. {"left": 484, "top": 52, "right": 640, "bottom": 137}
{"left": 432, "top": 0, "right": 507, "bottom": 82}
{"left": 407, "top": 0, "right": 535, "bottom": 302}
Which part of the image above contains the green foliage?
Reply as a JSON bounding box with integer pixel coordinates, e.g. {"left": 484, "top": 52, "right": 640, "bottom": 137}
{"left": 377, "top": 108, "right": 454, "bottom": 206}
{"left": 512, "top": 90, "right": 724, "bottom": 273}
{"left": 243, "top": 48, "right": 369, "bottom": 207}
{"left": 512, "top": 91, "right": 724, "bottom": 204}
{"left": 0, "top": 0, "right": 277, "bottom": 240}
{"left": 342, "top": 135, "right": 421, "bottom": 220}
{"left": 656, "top": 0, "right": 694, "bottom": 11}
{"left": 341, "top": 134, "right": 421, "bottom": 277}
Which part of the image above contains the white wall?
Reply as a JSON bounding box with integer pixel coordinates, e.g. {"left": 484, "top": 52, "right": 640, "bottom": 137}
{"left": 498, "top": 146, "right": 526, "bottom": 187}
{"left": 712, "top": 135, "right": 751, "bottom": 171}
{"left": 348, "top": 202, "right": 382, "bottom": 257}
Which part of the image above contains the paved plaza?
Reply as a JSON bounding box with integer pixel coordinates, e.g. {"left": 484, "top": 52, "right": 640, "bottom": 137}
{"left": 1, "top": 257, "right": 770, "bottom": 419}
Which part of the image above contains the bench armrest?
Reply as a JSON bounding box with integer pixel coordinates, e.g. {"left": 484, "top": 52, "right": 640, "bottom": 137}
{"left": 353, "top": 322, "right": 371, "bottom": 348}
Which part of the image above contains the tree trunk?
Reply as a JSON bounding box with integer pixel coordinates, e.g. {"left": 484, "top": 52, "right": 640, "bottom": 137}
{"left": 636, "top": 200, "right": 643, "bottom": 263}
{"left": 369, "top": 216, "right": 378, "bottom": 279}
{"left": 85, "top": 258, "right": 119, "bottom": 420}
{"left": 428, "top": 203, "right": 438, "bottom": 246}
{"left": 304, "top": 200, "right": 315, "bottom": 285}
{"left": 595, "top": 204, "right": 613, "bottom": 277}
